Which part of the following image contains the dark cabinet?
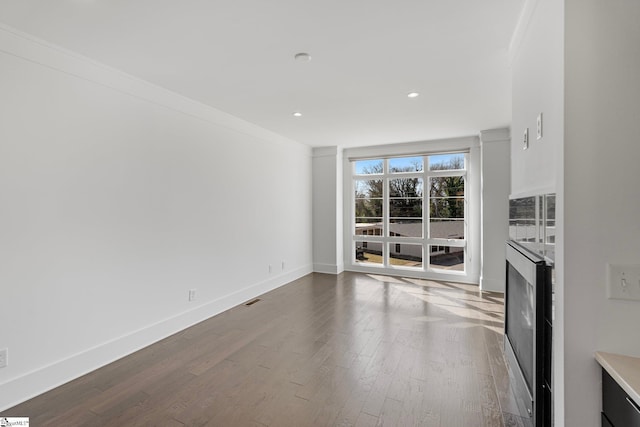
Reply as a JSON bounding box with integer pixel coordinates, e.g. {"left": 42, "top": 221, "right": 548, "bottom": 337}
{"left": 602, "top": 369, "right": 640, "bottom": 427}
{"left": 603, "top": 412, "right": 614, "bottom": 427}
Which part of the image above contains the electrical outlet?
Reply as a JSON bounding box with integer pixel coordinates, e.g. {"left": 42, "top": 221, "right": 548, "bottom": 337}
{"left": 0, "top": 348, "right": 7, "bottom": 368}
{"left": 188, "top": 289, "right": 197, "bottom": 302}
{"left": 536, "top": 113, "right": 543, "bottom": 140}
{"left": 607, "top": 264, "right": 640, "bottom": 301}
{"left": 523, "top": 128, "right": 529, "bottom": 150}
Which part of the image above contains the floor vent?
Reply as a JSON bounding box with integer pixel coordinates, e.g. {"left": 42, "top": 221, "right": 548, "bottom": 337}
{"left": 245, "top": 298, "right": 261, "bottom": 306}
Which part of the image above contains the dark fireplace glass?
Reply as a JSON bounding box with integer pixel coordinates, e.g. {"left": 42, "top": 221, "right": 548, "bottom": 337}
{"left": 506, "top": 262, "right": 535, "bottom": 391}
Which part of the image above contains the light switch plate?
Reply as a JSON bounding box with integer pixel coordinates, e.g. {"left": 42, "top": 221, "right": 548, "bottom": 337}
{"left": 607, "top": 264, "right": 640, "bottom": 301}
{"left": 523, "top": 128, "right": 529, "bottom": 150}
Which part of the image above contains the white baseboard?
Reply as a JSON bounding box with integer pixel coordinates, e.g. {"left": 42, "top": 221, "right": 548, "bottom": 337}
{"left": 480, "top": 277, "right": 505, "bottom": 293}
{"left": 313, "top": 263, "right": 344, "bottom": 274}
{"left": 343, "top": 265, "right": 479, "bottom": 285}
{"left": 0, "top": 264, "right": 312, "bottom": 412}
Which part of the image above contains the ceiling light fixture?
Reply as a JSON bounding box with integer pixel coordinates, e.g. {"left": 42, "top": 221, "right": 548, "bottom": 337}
{"left": 407, "top": 92, "right": 420, "bottom": 98}
{"left": 294, "top": 52, "right": 312, "bottom": 62}
{"left": 293, "top": 112, "right": 302, "bottom": 117}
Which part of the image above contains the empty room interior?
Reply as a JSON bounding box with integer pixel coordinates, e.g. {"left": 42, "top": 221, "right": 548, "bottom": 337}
{"left": 1, "top": 0, "right": 640, "bottom": 426}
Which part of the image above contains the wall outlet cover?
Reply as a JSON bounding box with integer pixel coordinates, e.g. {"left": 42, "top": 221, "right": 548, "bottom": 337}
{"left": 0, "top": 348, "right": 7, "bottom": 368}
{"left": 523, "top": 128, "right": 529, "bottom": 150}
{"left": 536, "top": 113, "right": 543, "bottom": 140}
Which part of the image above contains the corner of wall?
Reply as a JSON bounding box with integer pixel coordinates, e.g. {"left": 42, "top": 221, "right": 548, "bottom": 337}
{"left": 479, "top": 128, "right": 510, "bottom": 293}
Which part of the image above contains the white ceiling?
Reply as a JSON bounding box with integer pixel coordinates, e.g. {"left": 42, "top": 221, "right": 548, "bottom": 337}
{"left": 0, "top": 0, "right": 524, "bottom": 148}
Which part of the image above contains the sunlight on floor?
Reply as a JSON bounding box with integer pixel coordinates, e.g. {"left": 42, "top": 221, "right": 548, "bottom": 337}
{"left": 365, "top": 274, "right": 405, "bottom": 284}
{"left": 411, "top": 316, "right": 445, "bottom": 323}
{"left": 391, "top": 278, "right": 505, "bottom": 334}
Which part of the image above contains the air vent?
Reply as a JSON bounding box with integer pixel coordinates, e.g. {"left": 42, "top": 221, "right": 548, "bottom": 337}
{"left": 245, "top": 298, "right": 261, "bottom": 306}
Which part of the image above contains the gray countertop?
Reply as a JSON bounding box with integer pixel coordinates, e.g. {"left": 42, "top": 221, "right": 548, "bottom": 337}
{"left": 596, "top": 351, "right": 640, "bottom": 404}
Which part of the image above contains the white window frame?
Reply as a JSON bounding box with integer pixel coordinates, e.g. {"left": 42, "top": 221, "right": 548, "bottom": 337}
{"left": 343, "top": 137, "right": 480, "bottom": 284}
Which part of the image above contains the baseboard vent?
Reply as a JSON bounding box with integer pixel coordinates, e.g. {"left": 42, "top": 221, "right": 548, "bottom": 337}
{"left": 245, "top": 298, "right": 261, "bottom": 306}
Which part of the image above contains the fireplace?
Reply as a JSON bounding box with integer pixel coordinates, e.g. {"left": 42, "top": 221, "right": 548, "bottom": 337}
{"left": 505, "top": 194, "right": 554, "bottom": 427}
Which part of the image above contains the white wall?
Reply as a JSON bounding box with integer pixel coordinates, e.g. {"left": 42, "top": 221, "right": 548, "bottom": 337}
{"left": 312, "top": 146, "right": 344, "bottom": 274}
{"left": 513, "top": 1, "right": 640, "bottom": 425}
{"left": 510, "top": 0, "right": 564, "bottom": 198}
{"left": 564, "top": 1, "right": 640, "bottom": 425}
{"left": 0, "top": 26, "right": 312, "bottom": 410}
{"left": 509, "top": 0, "right": 565, "bottom": 423}
{"left": 479, "top": 128, "right": 510, "bottom": 292}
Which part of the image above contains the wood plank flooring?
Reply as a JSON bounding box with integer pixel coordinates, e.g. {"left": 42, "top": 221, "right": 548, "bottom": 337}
{"left": 3, "top": 272, "right": 528, "bottom": 426}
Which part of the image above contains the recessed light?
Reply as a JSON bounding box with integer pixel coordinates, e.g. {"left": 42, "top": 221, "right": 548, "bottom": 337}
{"left": 407, "top": 92, "right": 420, "bottom": 98}
{"left": 293, "top": 112, "right": 302, "bottom": 117}
{"left": 294, "top": 52, "right": 311, "bottom": 62}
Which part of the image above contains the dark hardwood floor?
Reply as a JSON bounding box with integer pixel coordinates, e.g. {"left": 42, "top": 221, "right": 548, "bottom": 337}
{"left": 4, "top": 272, "right": 527, "bottom": 426}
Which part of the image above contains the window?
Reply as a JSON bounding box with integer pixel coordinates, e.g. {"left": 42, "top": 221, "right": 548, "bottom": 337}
{"left": 351, "top": 153, "right": 467, "bottom": 274}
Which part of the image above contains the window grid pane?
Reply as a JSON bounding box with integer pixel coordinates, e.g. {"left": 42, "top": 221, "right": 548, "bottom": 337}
{"left": 389, "top": 176, "right": 423, "bottom": 238}
{"left": 355, "top": 160, "right": 383, "bottom": 175}
{"left": 429, "top": 245, "right": 464, "bottom": 271}
{"left": 355, "top": 241, "right": 383, "bottom": 265}
{"left": 389, "top": 156, "right": 424, "bottom": 173}
{"left": 430, "top": 219, "right": 465, "bottom": 239}
{"left": 388, "top": 219, "right": 422, "bottom": 238}
{"left": 428, "top": 153, "right": 465, "bottom": 171}
{"left": 389, "top": 243, "right": 423, "bottom": 269}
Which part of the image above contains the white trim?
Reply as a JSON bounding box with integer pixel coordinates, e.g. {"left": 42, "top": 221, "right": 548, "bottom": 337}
{"left": 0, "top": 23, "right": 308, "bottom": 154}
{"left": 344, "top": 264, "right": 479, "bottom": 285}
{"left": 313, "top": 263, "right": 344, "bottom": 274}
{"left": 428, "top": 169, "right": 468, "bottom": 178}
{"left": 346, "top": 148, "right": 475, "bottom": 282}
{"left": 480, "top": 277, "right": 505, "bottom": 294}
{"left": 0, "top": 264, "right": 312, "bottom": 412}
{"left": 345, "top": 136, "right": 479, "bottom": 161}
{"left": 352, "top": 235, "right": 466, "bottom": 248}
{"left": 480, "top": 128, "right": 511, "bottom": 144}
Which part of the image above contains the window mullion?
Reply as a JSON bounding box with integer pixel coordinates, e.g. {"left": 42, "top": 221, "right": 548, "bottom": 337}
{"left": 423, "top": 157, "right": 429, "bottom": 270}
{"left": 383, "top": 159, "right": 390, "bottom": 267}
